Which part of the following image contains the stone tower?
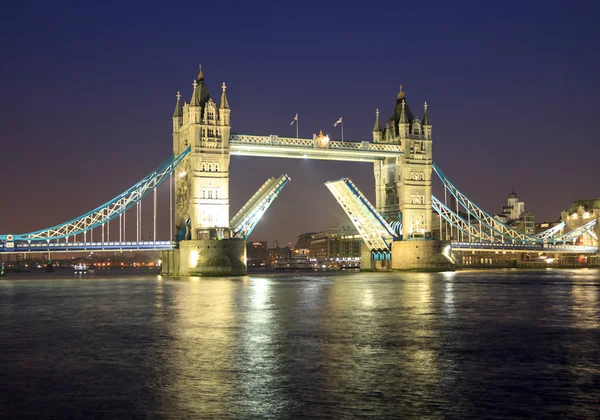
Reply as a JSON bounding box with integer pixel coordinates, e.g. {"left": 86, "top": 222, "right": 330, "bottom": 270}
{"left": 163, "top": 65, "right": 246, "bottom": 276}
{"left": 373, "top": 86, "right": 433, "bottom": 239}
{"left": 172, "top": 65, "right": 231, "bottom": 240}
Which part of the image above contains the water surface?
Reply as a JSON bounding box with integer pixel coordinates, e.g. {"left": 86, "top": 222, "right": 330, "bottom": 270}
{"left": 1, "top": 269, "right": 599, "bottom": 418}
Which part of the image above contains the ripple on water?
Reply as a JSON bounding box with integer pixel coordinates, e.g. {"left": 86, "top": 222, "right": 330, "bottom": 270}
{"left": 0, "top": 269, "right": 599, "bottom": 418}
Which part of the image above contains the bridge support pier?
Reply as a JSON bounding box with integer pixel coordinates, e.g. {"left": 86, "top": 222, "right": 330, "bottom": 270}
{"left": 390, "top": 240, "right": 455, "bottom": 271}
{"left": 161, "top": 239, "right": 247, "bottom": 276}
{"left": 361, "top": 240, "right": 455, "bottom": 272}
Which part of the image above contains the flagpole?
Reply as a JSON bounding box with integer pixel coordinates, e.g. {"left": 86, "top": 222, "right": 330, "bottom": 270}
{"left": 341, "top": 119, "right": 344, "bottom": 143}
{"left": 297, "top": 113, "right": 299, "bottom": 139}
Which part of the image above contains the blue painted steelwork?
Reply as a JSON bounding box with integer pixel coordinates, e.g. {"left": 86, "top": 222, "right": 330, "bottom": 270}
{"left": 342, "top": 179, "right": 399, "bottom": 241}
{"left": 433, "top": 163, "right": 538, "bottom": 243}
{"left": 432, "top": 195, "right": 494, "bottom": 242}
{"left": 325, "top": 178, "right": 398, "bottom": 252}
{"left": 433, "top": 163, "right": 599, "bottom": 245}
{"left": 230, "top": 174, "right": 290, "bottom": 239}
{"left": 549, "top": 218, "right": 597, "bottom": 243}
{"left": 534, "top": 221, "right": 566, "bottom": 239}
{"left": 389, "top": 220, "right": 403, "bottom": 238}
{"left": 1, "top": 241, "right": 175, "bottom": 254}
{"left": 0, "top": 147, "right": 190, "bottom": 242}
{"left": 433, "top": 185, "right": 598, "bottom": 252}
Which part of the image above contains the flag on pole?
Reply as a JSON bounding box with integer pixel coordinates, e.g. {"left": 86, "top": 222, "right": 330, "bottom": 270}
{"left": 334, "top": 117, "right": 343, "bottom": 127}
{"left": 290, "top": 113, "right": 298, "bottom": 125}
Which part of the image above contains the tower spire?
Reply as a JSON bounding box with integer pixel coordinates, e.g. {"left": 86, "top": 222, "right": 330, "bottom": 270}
{"left": 173, "top": 91, "right": 183, "bottom": 117}
{"left": 399, "top": 100, "right": 408, "bottom": 123}
{"left": 373, "top": 108, "right": 381, "bottom": 132}
{"left": 190, "top": 80, "right": 200, "bottom": 106}
{"left": 197, "top": 64, "right": 204, "bottom": 80}
{"left": 422, "top": 102, "right": 431, "bottom": 126}
{"left": 220, "top": 82, "right": 229, "bottom": 109}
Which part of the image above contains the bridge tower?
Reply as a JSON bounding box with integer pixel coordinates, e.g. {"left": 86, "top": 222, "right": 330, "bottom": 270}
{"left": 373, "top": 86, "right": 433, "bottom": 239}
{"left": 163, "top": 65, "right": 246, "bottom": 276}
{"left": 371, "top": 87, "right": 453, "bottom": 270}
{"left": 172, "top": 65, "right": 231, "bottom": 238}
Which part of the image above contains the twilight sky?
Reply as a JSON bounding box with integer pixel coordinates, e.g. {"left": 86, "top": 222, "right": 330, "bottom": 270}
{"left": 1, "top": 1, "right": 599, "bottom": 247}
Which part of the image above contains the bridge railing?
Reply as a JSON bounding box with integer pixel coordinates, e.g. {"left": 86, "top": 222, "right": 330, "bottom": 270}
{"left": 230, "top": 134, "right": 403, "bottom": 154}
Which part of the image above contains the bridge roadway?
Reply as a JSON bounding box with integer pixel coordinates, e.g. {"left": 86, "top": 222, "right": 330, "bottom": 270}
{"left": 0, "top": 241, "right": 175, "bottom": 254}
{"left": 1, "top": 240, "right": 597, "bottom": 255}
{"left": 229, "top": 134, "right": 402, "bottom": 162}
{"left": 451, "top": 242, "right": 598, "bottom": 254}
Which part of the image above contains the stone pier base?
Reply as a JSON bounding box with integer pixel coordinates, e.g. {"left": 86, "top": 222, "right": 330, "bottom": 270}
{"left": 391, "top": 240, "right": 455, "bottom": 271}
{"left": 161, "top": 239, "right": 247, "bottom": 276}
{"left": 360, "top": 240, "right": 455, "bottom": 272}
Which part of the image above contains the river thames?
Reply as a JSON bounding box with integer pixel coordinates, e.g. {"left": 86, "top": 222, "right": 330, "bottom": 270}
{"left": 1, "top": 269, "right": 599, "bottom": 419}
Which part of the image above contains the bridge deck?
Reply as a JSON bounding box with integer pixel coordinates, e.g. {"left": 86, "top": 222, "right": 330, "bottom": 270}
{"left": 451, "top": 242, "right": 598, "bottom": 254}
{"left": 1, "top": 241, "right": 175, "bottom": 254}
{"left": 230, "top": 134, "right": 402, "bottom": 162}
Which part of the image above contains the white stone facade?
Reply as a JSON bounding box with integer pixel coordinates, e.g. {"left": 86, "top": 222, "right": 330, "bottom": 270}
{"left": 373, "top": 88, "right": 433, "bottom": 239}
{"left": 172, "top": 66, "right": 231, "bottom": 239}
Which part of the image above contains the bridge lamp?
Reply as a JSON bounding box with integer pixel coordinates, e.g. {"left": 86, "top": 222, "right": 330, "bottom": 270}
{"left": 179, "top": 171, "right": 187, "bottom": 178}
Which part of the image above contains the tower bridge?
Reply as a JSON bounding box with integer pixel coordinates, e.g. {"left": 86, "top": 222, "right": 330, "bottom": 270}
{"left": 1, "top": 65, "right": 598, "bottom": 273}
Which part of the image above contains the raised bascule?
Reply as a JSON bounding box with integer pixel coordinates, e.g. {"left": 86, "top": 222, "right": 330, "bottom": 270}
{"left": 1, "top": 65, "right": 598, "bottom": 273}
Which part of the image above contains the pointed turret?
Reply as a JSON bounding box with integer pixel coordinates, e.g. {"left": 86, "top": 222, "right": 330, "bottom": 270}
{"left": 373, "top": 108, "right": 381, "bottom": 132}
{"left": 399, "top": 100, "right": 408, "bottom": 123}
{"left": 190, "top": 64, "right": 211, "bottom": 108}
{"left": 220, "top": 82, "right": 229, "bottom": 110}
{"left": 173, "top": 91, "right": 183, "bottom": 118}
{"left": 422, "top": 102, "right": 432, "bottom": 139}
{"left": 422, "top": 102, "right": 431, "bottom": 126}
{"left": 372, "top": 108, "right": 382, "bottom": 143}
{"left": 382, "top": 85, "right": 415, "bottom": 141}
{"left": 398, "top": 100, "right": 410, "bottom": 139}
{"left": 218, "top": 82, "right": 231, "bottom": 142}
{"left": 172, "top": 91, "right": 183, "bottom": 132}
{"left": 190, "top": 80, "right": 200, "bottom": 106}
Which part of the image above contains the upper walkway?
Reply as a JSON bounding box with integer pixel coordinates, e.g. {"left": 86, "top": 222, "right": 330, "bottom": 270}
{"left": 229, "top": 134, "right": 403, "bottom": 162}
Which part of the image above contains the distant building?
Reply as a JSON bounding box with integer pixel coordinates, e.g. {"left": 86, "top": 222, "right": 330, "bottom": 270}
{"left": 496, "top": 190, "right": 535, "bottom": 235}
{"left": 309, "top": 223, "right": 361, "bottom": 260}
{"left": 561, "top": 198, "right": 600, "bottom": 247}
{"left": 246, "top": 241, "right": 268, "bottom": 267}
{"left": 294, "top": 232, "right": 315, "bottom": 257}
{"left": 566, "top": 198, "right": 600, "bottom": 215}
{"left": 267, "top": 246, "right": 292, "bottom": 264}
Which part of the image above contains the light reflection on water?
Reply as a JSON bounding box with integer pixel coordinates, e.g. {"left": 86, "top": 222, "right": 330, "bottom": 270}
{"left": 0, "top": 269, "right": 599, "bottom": 418}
